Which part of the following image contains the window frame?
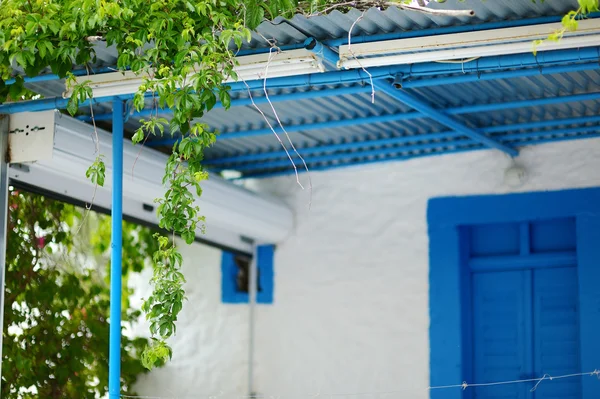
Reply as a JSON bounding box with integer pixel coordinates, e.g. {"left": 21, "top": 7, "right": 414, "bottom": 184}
{"left": 221, "top": 244, "right": 274, "bottom": 304}
{"left": 427, "top": 188, "right": 600, "bottom": 399}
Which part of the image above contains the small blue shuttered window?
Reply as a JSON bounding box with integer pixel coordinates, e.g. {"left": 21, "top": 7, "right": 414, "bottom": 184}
{"left": 428, "top": 188, "right": 600, "bottom": 399}
{"left": 221, "top": 245, "right": 274, "bottom": 304}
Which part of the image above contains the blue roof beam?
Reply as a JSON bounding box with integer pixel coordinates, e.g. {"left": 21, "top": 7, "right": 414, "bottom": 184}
{"left": 78, "top": 85, "right": 371, "bottom": 122}
{"left": 373, "top": 78, "right": 518, "bottom": 157}
{"left": 82, "top": 61, "right": 600, "bottom": 123}
{"left": 3, "top": 46, "right": 600, "bottom": 115}
{"left": 146, "top": 91, "right": 600, "bottom": 147}
{"left": 222, "top": 125, "right": 600, "bottom": 177}
{"left": 206, "top": 115, "right": 600, "bottom": 165}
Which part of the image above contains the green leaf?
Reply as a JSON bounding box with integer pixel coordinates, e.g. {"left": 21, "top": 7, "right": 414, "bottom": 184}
{"left": 66, "top": 97, "right": 78, "bottom": 116}
{"left": 579, "top": 0, "right": 599, "bottom": 14}
{"left": 246, "top": 3, "right": 265, "bottom": 29}
{"left": 132, "top": 129, "right": 145, "bottom": 144}
{"left": 220, "top": 90, "right": 231, "bottom": 109}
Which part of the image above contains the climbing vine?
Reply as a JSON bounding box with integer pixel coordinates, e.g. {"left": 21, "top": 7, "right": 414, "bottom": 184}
{"left": 0, "top": 0, "right": 598, "bottom": 371}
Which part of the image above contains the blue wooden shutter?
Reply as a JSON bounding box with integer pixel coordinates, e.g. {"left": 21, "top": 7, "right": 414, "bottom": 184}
{"left": 533, "top": 267, "right": 581, "bottom": 399}
{"left": 472, "top": 270, "right": 529, "bottom": 399}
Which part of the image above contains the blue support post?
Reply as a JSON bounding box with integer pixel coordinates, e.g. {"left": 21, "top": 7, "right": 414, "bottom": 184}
{"left": 373, "top": 80, "right": 519, "bottom": 157}
{"left": 108, "top": 99, "right": 125, "bottom": 399}
{"left": 0, "top": 116, "right": 9, "bottom": 393}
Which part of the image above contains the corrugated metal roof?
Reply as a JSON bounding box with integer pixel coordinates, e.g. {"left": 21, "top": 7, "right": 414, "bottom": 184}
{"left": 245, "top": 0, "right": 580, "bottom": 50}
{"left": 195, "top": 68, "right": 600, "bottom": 177}
{"left": 19, "top": 0, "right": 600, "bottom": 178}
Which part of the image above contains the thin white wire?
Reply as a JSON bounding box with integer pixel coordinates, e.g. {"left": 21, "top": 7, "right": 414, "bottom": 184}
{"left": 120, "top": 369, "right": 600, "bottom": 399}
{"left": 263, "top": 47, "right": 313, "bottom": 208}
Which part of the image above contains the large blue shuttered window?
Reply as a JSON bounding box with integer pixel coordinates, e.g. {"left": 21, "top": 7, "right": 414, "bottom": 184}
{"left": 428, "top": 188, "right": 600, "bottom": 399}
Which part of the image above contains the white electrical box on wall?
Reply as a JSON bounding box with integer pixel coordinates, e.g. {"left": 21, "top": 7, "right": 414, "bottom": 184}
{"left": 8, "top": 110, "right": 56, "bottom": 164}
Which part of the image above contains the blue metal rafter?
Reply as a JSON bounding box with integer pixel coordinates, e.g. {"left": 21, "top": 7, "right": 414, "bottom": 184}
{"left": 302, "top": 38, "right": 519, "bottom": 156}
{"left": 373, "top": 80, "right": 518, "bottom": 156}
{"left": 236, "top": 126, "right": 600, "bottom": 179}
{"left": 211, "top": 124, "right": 600, "bottom": 173}
{"left": 2, "top": 46, "right": 600, "bottom": 115}
{"left": 85, "top": 51, "right": 600, "bottom": 122}
{"left": 146, "top": 90, "right": 600, "bottom": 146}
{"left": 206, "top": 114, "right": 600, "bottom": 166}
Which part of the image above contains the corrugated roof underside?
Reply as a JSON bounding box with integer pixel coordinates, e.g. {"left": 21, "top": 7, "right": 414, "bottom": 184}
{"left": 19, "top": 0, "right": 600, "bottom": 177}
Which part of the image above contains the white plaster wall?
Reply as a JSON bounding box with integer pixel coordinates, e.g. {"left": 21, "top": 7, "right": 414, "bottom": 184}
{"left": 245, "top": 138, "right": 600, "bottom": 398}
{"left": 129, "top": 240, "right": 249, "bottom": 397}
{"left": 132, "top": 137, "right": 600, "bottom": 398}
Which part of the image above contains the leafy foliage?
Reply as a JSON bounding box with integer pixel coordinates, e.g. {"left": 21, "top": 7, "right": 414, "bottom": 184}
{"left": 532, "top": 0, "right": 599, "bottom": 53}
{"left": 0, "top": 0, "right": 255, "bottom": 370}
{"left": 3, "top": 188, "right": 157, "bottom": 398}
{"left": 0, "top": 0, "right": 595, "bottom": 371}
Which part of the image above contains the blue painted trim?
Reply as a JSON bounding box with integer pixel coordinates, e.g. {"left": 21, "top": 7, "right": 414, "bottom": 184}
{"left": 2, "top": 46, "right": 599, "bottom": 114}
{"left": 108, "top": 99, "right": 125, "bottom": 399}
{"left": 429, "top": 224, "right": 463, "bottom": 399}
{"left": 469, "top": 251, "right": 577, "bottom": 271}
{"left": 519, "top": 223, "right": 530, "bottom": 256}
{"left": 428, "top": 189, "right": 600, "bottom": 227}
{"left": 256, "top": 245, "right": 274, "bottom": 304}
{"left": 458, "top": 226, "right": 473, "bottom": 399}
{"left": 428, "top": 187, "right": 600, "bottom": 398}
{"left": 221, "top": 251, "right": 248, "bottom": 304}
{"left": 575, "top": 215, "right": 600, "bottom": 398}
{"left": 221, "top": 245, "right": 274, "bottom": 304}
{"left": 522, "top": 269, "right": 534, "bottom": 393}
